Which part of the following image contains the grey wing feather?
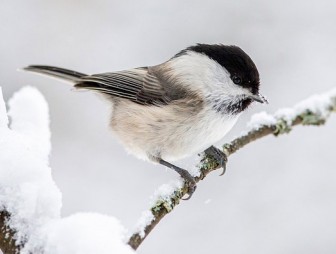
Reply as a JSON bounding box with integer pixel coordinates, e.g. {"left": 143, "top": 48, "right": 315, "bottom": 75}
{"left": 75, "top": 67, "right": 171, "bottom": 105}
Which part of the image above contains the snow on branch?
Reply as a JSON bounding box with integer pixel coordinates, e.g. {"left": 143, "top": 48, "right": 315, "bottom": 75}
{"left": 128, "top": 87, "right": 336, "bottom": 250}
{"left": 0, "top": 86, "right": 60, "bottom": 254}
{"left": 0, "top": 87, "right": 134, "bottom": 254}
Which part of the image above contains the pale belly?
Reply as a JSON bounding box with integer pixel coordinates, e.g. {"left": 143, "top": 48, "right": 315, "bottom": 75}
{"left": 159, "top": 110, "right": 239, "bottom": 161}
{"left": 110, "top": 101, "right": 240, "bottom": 162}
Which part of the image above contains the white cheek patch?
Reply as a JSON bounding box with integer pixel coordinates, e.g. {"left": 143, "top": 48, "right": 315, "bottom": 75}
{"left": 168, "top": 51, "right": 250, "bottom": 100}
{"left": 168, "top": 51, "right": 230, "bottom": 92}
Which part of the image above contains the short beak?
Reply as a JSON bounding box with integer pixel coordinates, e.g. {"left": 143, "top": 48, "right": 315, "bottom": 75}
{"left": 249, "top": 93, "right": 268, "bottom": 104}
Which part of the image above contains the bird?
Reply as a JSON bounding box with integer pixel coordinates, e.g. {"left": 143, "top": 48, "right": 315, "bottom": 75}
{"left": 23, "top": 43, "right": 267, "bottom": 199}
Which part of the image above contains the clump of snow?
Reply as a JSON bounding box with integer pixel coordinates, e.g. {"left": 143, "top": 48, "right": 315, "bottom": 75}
{"left": 0, "top": 86, "right": 62, "bottom": 245}
{"left": 275, "top": 88, "right": 336, "bottom": 125}
{"left": 131, "top": 211, "right": 154, "bottom": 238}
{"left": 290, "top": 88, "right": 336, "bottom": 117}
{"left": 247, "top": 111, "right": 276, "bottom": 130}
{"left": 150, "top": 180, "right": 184, "bottom": 207}
{"left": 247, "top": 88, "right": 336, "bottom": 130}
{"left": 23, "top": 213, "right": 134, "bottom": 254}
{"left": 273, "top": 107, "right": 295, "bottom": 124}
{"left": 0, "top": 86, "right": 135, "bottom": 254}
{"left": 8, "top": 86, "right": 51, "bottom": 163}
{"left": 189, "top": 162, "right": 201, "bottom": 177}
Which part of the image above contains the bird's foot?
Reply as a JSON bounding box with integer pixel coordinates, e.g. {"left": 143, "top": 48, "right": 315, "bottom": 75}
{"left": 159, "top": 159, "right": 197, "bottom": 200}
{"left": 204, "top": 146, "right": 228, "bottom": 176}
{"left": 178, "top": 170, "right": 197, "bottom": 201}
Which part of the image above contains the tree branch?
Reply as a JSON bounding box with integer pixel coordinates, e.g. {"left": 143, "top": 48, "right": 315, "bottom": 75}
{"left": 128, "top": 88, "right": 336, "bottom": 250}
{"left": 0, "top": 211, "right": 20, "bottom": 254}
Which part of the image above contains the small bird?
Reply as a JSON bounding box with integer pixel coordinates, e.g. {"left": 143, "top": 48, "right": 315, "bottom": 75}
{"left": 24, "top": 44, "right": 267, "bottom": 199}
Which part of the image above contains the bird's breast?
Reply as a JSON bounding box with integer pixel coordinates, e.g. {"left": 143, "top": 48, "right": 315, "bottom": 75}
{"left": 168, "top": 108, "right": 239, "bottom": 159}
{"left": 110, "top": 100, "right": 240, "bottom": 162}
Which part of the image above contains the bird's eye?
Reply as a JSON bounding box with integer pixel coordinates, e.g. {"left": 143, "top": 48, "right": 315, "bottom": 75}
{"left": 232, "top": 75, "right": 242, "bottom": 85}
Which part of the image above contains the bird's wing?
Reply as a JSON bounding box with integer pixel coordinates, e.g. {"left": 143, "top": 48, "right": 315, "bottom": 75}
{"left": 74, "top": 67, "right": 173, "bottom": 106}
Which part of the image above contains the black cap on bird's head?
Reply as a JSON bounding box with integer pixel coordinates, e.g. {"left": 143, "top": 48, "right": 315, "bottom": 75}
{"left": 187, "top": 44, "right": 259, "bottom": 92}
{"left": 176, "top": 44, "right": 267, "bottom": 104}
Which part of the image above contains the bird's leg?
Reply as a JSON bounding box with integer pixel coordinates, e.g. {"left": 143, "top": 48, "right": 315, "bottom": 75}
{"left": 204, "top": 145, "right": 228, "bottom": 176}
{"left": 159, "top": 159, "right": 197, "bottom": 200}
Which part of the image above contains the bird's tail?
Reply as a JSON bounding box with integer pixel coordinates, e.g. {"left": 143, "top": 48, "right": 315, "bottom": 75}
{"left": 23, "top": 65, "right": 87, "bottom": 83}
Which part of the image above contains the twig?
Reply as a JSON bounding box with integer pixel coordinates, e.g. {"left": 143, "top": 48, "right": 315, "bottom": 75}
{"left": 128, "top": 88, "right": 336, "bottom": 250}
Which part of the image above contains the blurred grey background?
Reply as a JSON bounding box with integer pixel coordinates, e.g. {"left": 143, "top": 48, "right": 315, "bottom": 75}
{"left": 1, "top": 1, "right": 336, "bottom": 253}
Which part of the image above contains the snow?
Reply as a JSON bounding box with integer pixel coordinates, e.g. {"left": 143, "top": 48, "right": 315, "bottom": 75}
{"left": 131, "top": 211, "right": 154, "bottom": 238}
{"left": 150, "top": 180, "right": 184, "bottom": 207}
{"left": 277, "top": 87, "right": 336, "bottom": 124}
{"left": 24, "top": 213, "right": 134, "bottom": 254}
{"left": 0, "top": 86, "right": 62, "bottom": 245}
{"left": 247, "top": 111, "right": 276, "bottom": 130}
{"left": 129, "top": 180, "right": 184, "bottom": 240}
{"left": 8, "top": 86, "right": 51, "bottom": 163}
{"left": 0, "top": 86, "right": 135, "bottom": 254}
{"left": 247, "top": 88, "right": 336, "bottom": 130}
{"left": 189, "top": 162, "right": 202, "bottom": 177}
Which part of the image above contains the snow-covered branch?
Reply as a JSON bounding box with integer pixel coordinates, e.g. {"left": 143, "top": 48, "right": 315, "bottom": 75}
{"left": 128, "top": 88, "right": 336, "bottom": 250}
{"left": 0, "top": 86, "right": 60, "bottom": 254}
{"left": 0, "top": 87, "right": 134, "bottom": 254}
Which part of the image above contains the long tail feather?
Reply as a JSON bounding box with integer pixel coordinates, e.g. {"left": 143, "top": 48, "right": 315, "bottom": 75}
{"left": 23, "top": 65, "right": 87, "bottom": 83}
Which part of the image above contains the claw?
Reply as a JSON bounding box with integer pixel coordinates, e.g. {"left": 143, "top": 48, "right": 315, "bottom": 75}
{"left": 182, "top": 181, "right": 197, "bottom": 200}
{"left": 204, "top": 146, "right": 228, "bottom": 176}
{"left": 219, "top": 163, "right": 226, "bottom": 176}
